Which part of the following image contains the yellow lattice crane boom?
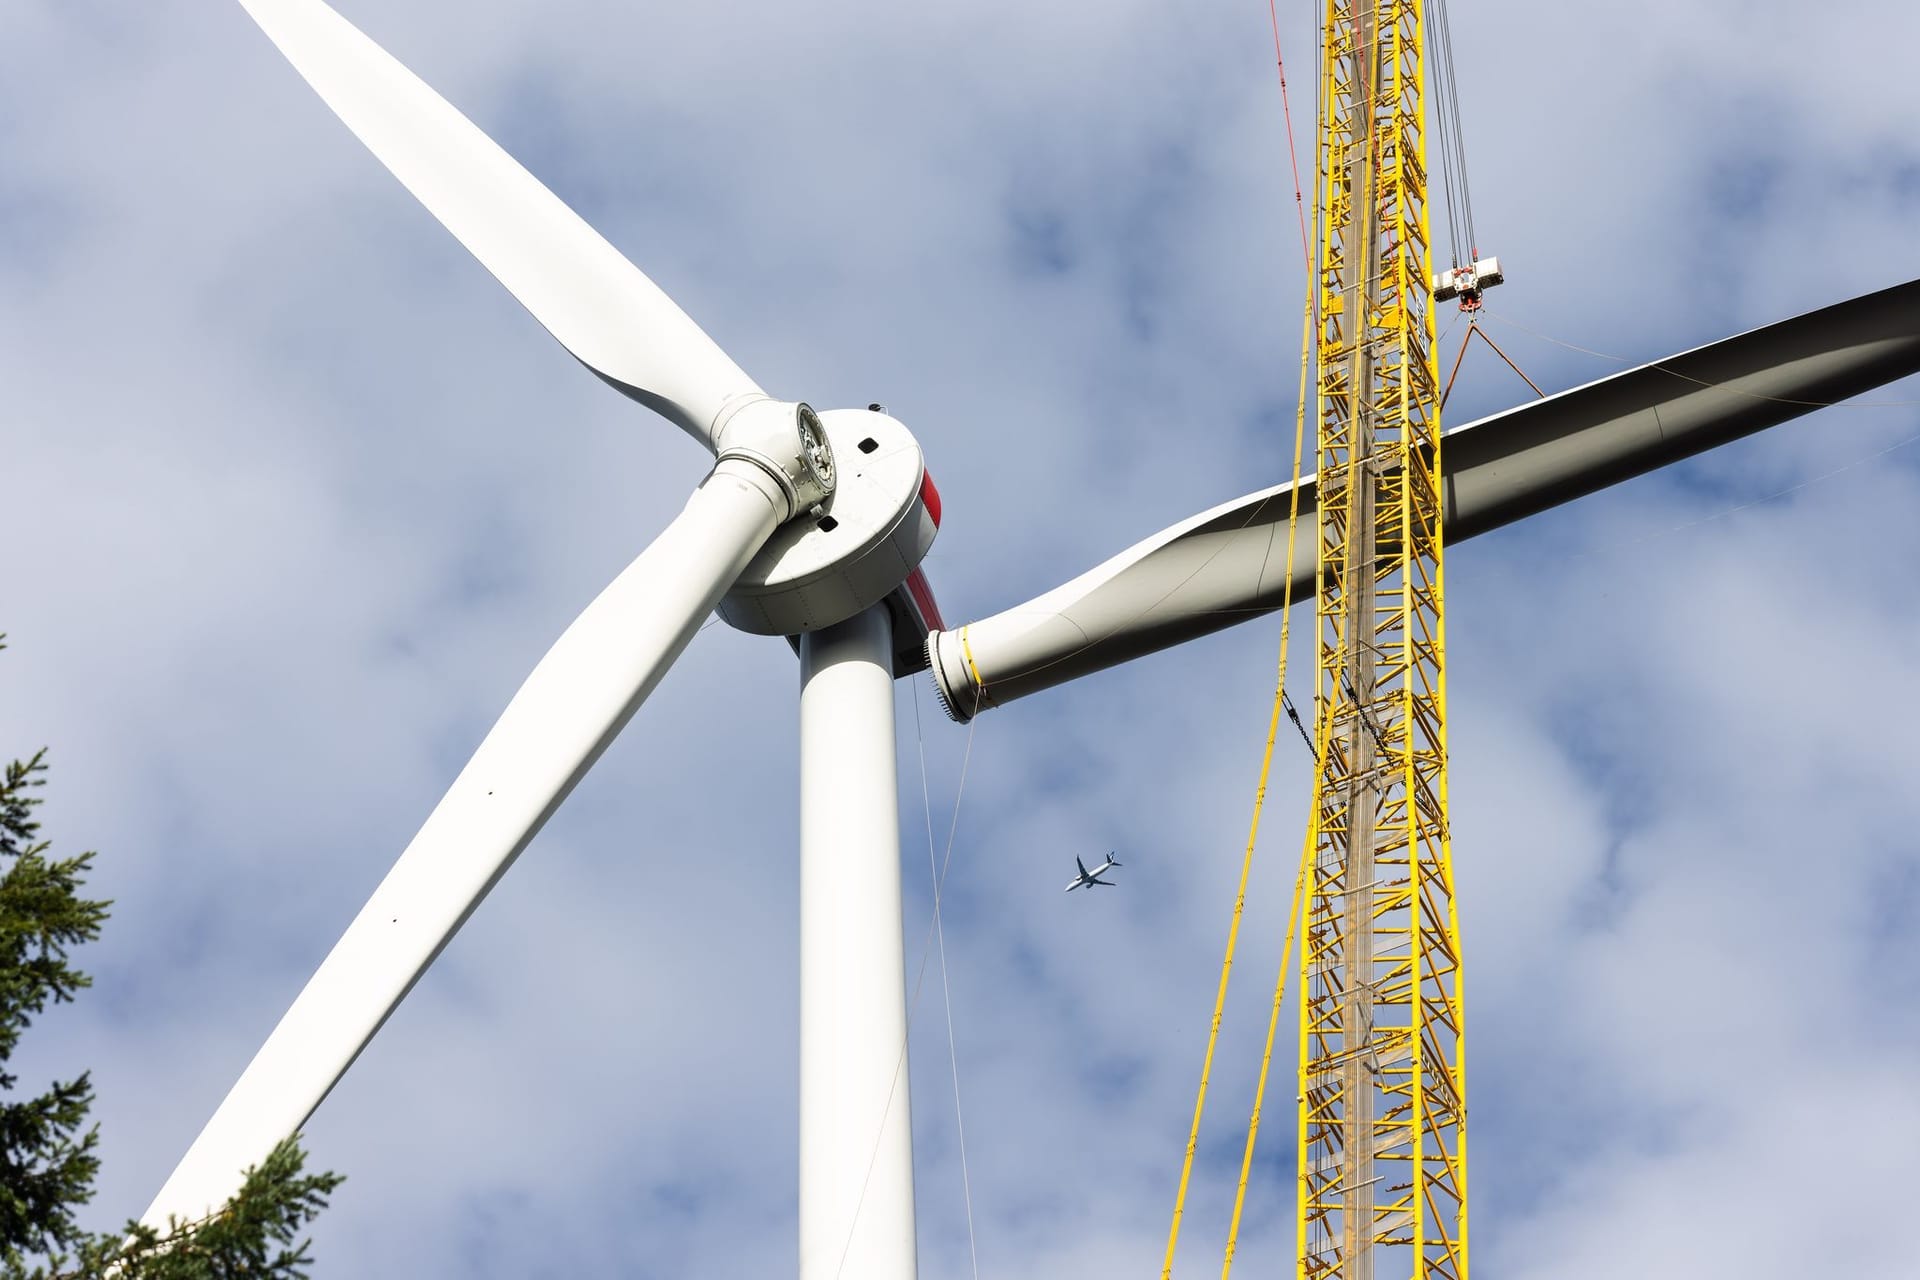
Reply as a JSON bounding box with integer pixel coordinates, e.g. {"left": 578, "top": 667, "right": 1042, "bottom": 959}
{"left": 1299, "top": 1, "right": 1467, "bottom": 1276}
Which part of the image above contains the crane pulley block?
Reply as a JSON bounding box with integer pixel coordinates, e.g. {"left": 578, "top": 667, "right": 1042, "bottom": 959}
{"left": 1431, "top": 255, "right": 1504, "bottom": 309}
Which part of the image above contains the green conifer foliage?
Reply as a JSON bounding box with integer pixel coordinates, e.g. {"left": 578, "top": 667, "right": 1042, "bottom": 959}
{"left": 0, "top": 638, "right": 341, "bottom": 1278}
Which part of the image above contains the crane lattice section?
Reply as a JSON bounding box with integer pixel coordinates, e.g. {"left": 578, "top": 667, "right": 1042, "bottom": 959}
{"left": 1298, "top": 0, "right": 1467, "bottom": 1276}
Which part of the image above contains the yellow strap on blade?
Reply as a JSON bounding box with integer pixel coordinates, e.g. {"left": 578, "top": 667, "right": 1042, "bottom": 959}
{"left": 959, "top": 625, "right": 984, "bottom": 692}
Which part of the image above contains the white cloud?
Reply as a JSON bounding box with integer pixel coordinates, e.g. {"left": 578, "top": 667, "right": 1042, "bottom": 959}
{"left": 2, "top": 0, "right": 1917, "bottom": 1275}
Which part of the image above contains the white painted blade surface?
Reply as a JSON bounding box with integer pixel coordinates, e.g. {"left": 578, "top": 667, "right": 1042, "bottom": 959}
{"left": 924, "top": 478, "right": 1312, "bottom": 720}
{"left": 237, "top": 0, "right": 762, "bottom": 449}
{"left": 929, "top": 276, "right": 1920, "bottom": 718}
{"left": 143, "top": 462, "right": 785, "bottom": 1231}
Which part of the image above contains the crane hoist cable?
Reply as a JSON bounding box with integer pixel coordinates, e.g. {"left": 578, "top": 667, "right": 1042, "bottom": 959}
{"left": 1429, "top": 0, "right": 1478, "bottom": 269}
{"left": 1428, "top": 0, "right": 1503, "bottom": 319}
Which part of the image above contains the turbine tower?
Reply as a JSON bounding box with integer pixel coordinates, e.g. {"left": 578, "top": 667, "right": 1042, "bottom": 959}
{"left": 144, "top": 2, "right": 1920, "bottom": 1275}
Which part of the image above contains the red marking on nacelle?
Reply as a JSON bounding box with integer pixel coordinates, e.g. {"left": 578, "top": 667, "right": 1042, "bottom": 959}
{"left": 904, "top": 566, "right": 946, "bottom": 633}
{"left": 919, "top": 468, "right": 943, "bottom": 527}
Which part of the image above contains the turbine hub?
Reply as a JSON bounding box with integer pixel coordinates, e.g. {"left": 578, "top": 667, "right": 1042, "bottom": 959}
{"left": 719, "top": 407, "right": 939, "bottom": 638}
{"left": 712, "top": 397, "right": 837, "bottom": 520}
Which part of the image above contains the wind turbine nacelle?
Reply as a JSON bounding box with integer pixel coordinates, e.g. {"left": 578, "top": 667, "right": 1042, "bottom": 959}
{"left": 718, "top": 408, "right": 939, "bottom": 637}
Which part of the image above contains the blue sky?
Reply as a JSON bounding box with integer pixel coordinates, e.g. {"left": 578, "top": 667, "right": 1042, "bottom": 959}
{"left": 4, "top": 0, "right": 1919, "bottom": 1276}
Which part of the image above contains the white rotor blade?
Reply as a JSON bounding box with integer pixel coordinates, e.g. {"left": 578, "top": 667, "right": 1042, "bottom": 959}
{"left": 928, "top": 277, "right": 1920, "bottom": 718}
{"left": 143, "top": 460, "right": 786, "bottom": 1230}
{"left": 238, "top": 0, "right": 762, "bottom": 450}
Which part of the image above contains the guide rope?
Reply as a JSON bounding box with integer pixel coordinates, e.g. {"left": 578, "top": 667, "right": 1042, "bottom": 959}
{"left": 913, "top": 682, "right": 983, "bottom": 1280}
{"left": 834, "top": 685, "right": 983, "bottom": 1280}
{"left": 1265, "top": 0, "right": 1313, "bottom": 276}
{"left": 1481, "top": 308, "right": 1920, "bottom": 409}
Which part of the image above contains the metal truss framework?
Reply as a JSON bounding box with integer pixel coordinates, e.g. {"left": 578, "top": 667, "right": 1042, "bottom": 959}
{"left": 1298, "top": 1, "right": 1467, "bottom": 1278}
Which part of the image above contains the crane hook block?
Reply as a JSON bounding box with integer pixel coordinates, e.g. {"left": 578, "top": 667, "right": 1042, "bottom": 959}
{"left": 1431, "top": 255, "right": 1504, "bottom": 308}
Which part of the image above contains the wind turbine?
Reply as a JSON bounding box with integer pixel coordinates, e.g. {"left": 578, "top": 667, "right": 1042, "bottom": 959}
{"left": 145, "top": 1, "right": 1920, "bottom": 1275}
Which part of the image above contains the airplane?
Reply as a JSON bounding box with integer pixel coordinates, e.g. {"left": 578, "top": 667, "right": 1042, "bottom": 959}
{"left": 1065, "top": 853, "right": 1122, "bottom": 892}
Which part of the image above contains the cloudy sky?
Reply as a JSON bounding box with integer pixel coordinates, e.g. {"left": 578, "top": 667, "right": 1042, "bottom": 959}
{"left": 4, "top": 0, "right": 1918, "bottom": 1276}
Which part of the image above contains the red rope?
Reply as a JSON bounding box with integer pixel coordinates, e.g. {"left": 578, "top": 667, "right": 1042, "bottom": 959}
{"left": 1266, "top": 0, "right": 1312, "bottom": 276}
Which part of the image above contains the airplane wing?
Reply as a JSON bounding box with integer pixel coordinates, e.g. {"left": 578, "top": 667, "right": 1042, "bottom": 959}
{"left": 1089, "top": 877, "right": 1115, "bottom": 887}
{"left": 1076, "top": 856, "right": 1089, "bottom": 876}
